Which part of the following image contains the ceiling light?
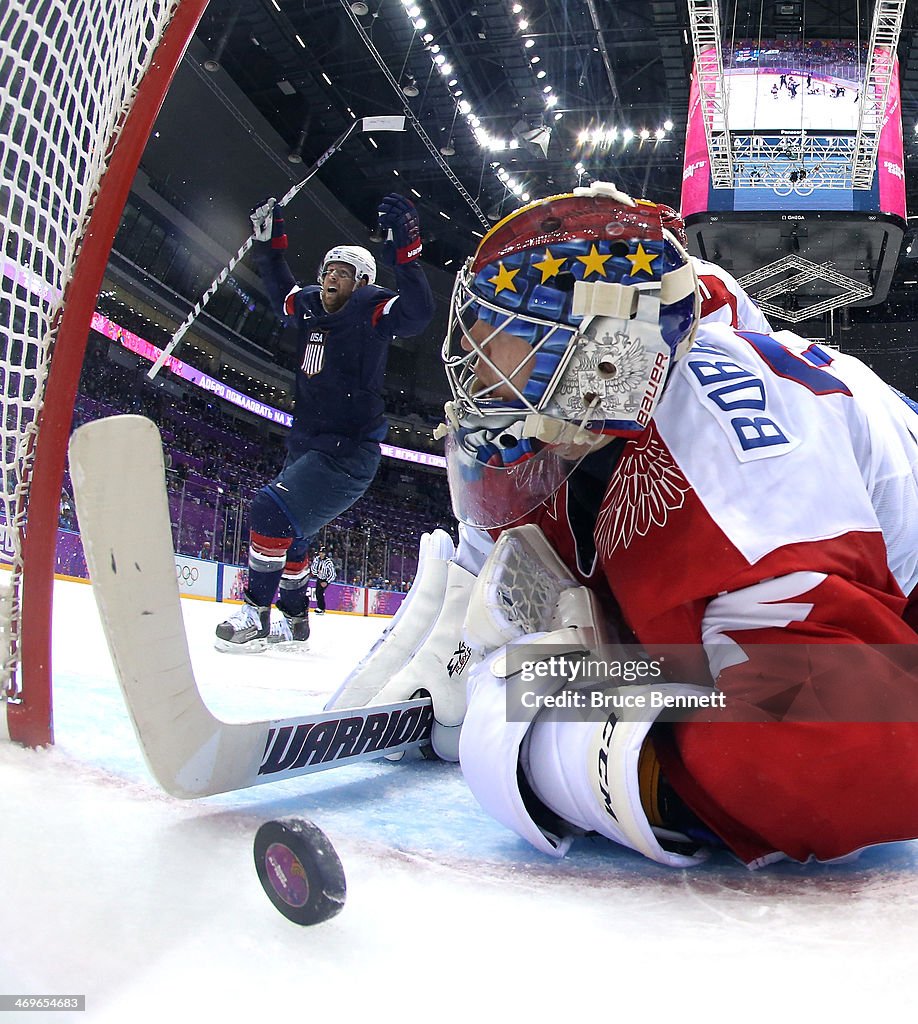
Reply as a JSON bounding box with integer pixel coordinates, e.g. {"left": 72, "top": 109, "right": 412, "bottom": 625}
{"left": 519, "top": 19, "right": 528, "bottom": 29}
{"left": 349, "top": 1, "right": 369, "bottom": 13}
{"left": 401, "top": 76, "right": 419, "bottom": 96}
{"left": 512, "top": 3, "right": 522, "bottom": 12}
{"left": 664, "top": 119, "right": 674, "bottom": 130}
{"left": 530, "top": 55, "right": 540, "bottom": 63}
{"left": 440, "top": 139, "right": 456, "bottom": 156}
{"left": 640, "top": 128, "right": 650, "bottom": 140}
{"left": 525, "top": 38, "right": 534, "bottom": 47}
{"left": 413, "top": 17, "right": 426, "bottom": 29}
{"left": 536, "top": 69, "right": 546, "bottom": 78}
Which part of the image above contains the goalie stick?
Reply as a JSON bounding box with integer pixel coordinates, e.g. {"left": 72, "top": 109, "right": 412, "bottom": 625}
{"left": 147, "top": 114, "right": 407, "bottom": 380}
{"left": 68, "top": 414, "right": 432, "bottom": 799}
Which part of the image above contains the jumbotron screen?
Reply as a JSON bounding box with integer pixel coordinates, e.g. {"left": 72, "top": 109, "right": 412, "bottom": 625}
{"left": 681, "top": 39, "right": 906, "bottom": 219}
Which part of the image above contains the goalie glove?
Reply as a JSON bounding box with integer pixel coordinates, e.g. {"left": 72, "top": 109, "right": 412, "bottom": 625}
{"left": 376, "top": 193, "right": 421, "bottom": 265}
{"left": 250, "top": 198, "right": 288, "bottom": 249}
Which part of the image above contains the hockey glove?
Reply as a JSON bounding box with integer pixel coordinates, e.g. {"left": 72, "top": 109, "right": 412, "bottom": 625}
{"left": 250, "top": 198, "right": 288, "bottom": 249}
{"left": 377, "top": 193, "right": 422, "bottom": 265}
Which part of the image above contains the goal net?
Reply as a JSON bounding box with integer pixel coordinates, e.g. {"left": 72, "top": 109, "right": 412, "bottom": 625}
{"left": 1, "top": 0, "right": 208, "bottom": 747}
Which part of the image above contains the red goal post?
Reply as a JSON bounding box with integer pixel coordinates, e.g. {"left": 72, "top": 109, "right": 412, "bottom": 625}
{"left": 1, "top": 0, "right": 210, "bottom": 747}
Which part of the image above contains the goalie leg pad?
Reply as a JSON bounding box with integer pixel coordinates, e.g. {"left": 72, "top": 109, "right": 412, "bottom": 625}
{"left": 370, "top": 558, "right": 481, "bottom": 761}
{"left": 325, "top": 529, "right": 454, "bottom": 711}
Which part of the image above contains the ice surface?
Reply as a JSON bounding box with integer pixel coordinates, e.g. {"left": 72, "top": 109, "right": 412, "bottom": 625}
{"left": 3, "top": 579, "right": 918, "bottom": 1021}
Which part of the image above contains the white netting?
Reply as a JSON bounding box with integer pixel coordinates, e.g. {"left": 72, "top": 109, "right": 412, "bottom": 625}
{"left": 1, "top": 0, "right": 182, "bottom": 700}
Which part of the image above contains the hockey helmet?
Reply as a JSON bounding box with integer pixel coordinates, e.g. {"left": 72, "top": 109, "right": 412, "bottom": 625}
{"left": 318, "top": 244, "right": 376, "bottom": 286}
{"left": 440, "top": 181, "right": 700, "bottom": 528}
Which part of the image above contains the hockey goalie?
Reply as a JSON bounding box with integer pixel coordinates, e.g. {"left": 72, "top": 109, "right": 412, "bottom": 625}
{"left": 337, "top": 181, "right": 918, "bottom": 870}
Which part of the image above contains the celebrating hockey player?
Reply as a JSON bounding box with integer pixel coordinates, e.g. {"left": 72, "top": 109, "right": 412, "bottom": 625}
{"left": 215, "top": 194, "right": 434, "bottom": 652}
{"left": 338, "top": 180, "right": 918, "bottom": 869}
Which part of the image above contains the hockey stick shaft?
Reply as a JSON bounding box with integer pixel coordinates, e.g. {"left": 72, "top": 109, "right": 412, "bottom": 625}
{"left": 69, "top": 413, "right": 432, "bottom": 799}
{"left": 147, "top": 115, "right": 406, "bottom": 380}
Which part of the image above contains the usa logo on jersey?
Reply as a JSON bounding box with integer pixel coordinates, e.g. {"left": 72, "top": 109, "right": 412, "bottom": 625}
{"left": 301, "top": 329, "right": 327, "bottom": 377}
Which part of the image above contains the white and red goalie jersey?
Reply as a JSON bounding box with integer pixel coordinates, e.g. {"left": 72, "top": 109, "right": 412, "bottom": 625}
{"left": 693, "top": 256, "right": 773, "bottom": 333}
{"left": 510, "top": 320, "right": 918, "bottom": 866}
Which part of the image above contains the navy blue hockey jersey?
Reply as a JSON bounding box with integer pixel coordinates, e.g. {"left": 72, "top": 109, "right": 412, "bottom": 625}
{"left": 254, "top": 245, "right": 434, "bottom": 454}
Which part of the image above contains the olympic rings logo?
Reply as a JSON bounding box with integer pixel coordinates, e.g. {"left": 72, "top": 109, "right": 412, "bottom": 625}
{"left": 176, "top": 564, "right": 200, "bottom": 584}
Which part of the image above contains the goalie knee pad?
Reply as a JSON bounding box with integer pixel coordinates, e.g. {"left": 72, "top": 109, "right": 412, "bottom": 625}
{"left": 523, "top": 708, "right": 708, "bottom": 867}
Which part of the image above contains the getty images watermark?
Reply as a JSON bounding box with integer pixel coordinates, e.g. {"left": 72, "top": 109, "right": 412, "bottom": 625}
{"left": 504, "top": 644, "right": 726, "bottom": 723}
{"left": 503, "top": 642, "right": 918, "bottom": 724}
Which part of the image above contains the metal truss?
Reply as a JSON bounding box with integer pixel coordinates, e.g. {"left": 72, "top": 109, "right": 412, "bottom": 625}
{"left": 738, "top": 255, "right": 873, "bottom": 323}
{"left": 687, "top": 0, "right": 733, "bottom": 187}
{"left": 852, "top": 0, "right": 906, "bottom": 189}
{"left": 731, "top": 134, "right": 856, "bottom": 192}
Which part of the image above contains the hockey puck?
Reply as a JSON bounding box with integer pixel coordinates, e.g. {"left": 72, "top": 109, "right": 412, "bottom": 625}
{"left": 253, "top": 818, "right": 347, "bottom": 926}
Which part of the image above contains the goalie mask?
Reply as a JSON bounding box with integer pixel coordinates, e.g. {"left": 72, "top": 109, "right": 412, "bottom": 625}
{"left": 440, "top": 182, "right": 700, "bottom": 528}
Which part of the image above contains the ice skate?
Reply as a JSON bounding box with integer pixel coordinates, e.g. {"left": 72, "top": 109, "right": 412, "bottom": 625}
{"left": 214, "top": 600, "right": 271, "bottom": 653}
{"left": 268, "top": 609, "right": 311, "bottom": 652}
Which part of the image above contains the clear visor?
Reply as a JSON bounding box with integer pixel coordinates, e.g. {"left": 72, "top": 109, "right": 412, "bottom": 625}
{"left": 445, "top": 425, "right": 585, "bottom": 529}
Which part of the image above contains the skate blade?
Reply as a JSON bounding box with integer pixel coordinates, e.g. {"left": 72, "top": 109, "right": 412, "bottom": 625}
{"left": 267, "top": 640, "right": 311, "bottom": 654}
{"left": 214, "top": 637, "right": 269, "bottom": 654}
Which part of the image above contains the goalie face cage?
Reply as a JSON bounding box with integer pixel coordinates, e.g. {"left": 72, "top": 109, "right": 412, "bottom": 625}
{"left": 0, "top": 0, "right": 209, "bottom": 747}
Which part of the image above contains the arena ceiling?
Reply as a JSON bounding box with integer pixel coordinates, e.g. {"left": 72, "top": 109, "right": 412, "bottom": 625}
{"left": 189, "top": 0, "right": 918, "bottom": 295}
